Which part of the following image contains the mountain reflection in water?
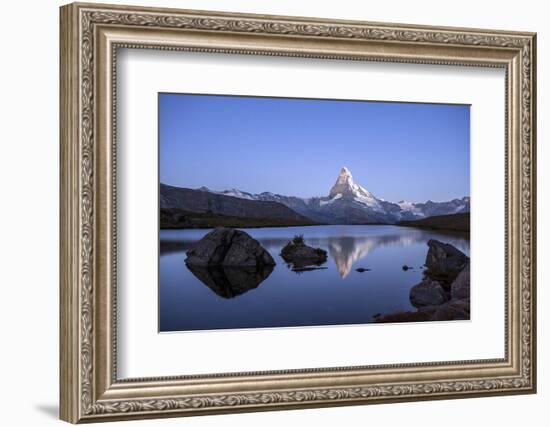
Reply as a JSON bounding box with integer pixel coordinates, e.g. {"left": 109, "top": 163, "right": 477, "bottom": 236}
{"left": 159, "top": 225, "right": 470, "bottom": 331}
{"left": 326, "top": 232, "right": 467, "bottom": 278}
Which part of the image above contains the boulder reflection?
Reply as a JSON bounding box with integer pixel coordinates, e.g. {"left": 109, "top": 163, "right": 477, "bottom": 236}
{"left": 186, "top": 264, "right": 274, "bottom": 298}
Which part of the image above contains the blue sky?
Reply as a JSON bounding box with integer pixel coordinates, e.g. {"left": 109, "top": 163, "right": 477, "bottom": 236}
{"left": 159, "top": 93, "right": 470, "bottom": 202}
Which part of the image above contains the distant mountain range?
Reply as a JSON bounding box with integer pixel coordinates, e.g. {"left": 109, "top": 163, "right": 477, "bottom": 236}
{"left": 160, "top": 167, "right": 469, "bottom": 228}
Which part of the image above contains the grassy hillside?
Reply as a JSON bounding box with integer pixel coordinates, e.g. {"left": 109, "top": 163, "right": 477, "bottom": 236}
{"left": 398, "top": 212, "right": 470, "bottom": 232}
{"left": 160, "top": 208, "right": 319, "bottom": 229}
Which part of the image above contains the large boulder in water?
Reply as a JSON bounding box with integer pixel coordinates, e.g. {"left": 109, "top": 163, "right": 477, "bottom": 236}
{"left": 185, "top": 227, "right": 275, "bottom": 267}
{"left": 425, "top": 239, "right": 469, "bottom": 284}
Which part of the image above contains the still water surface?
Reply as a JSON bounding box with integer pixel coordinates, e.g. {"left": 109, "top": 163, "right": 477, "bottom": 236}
{"left": 159, "top": 225, "right": 470, "bottom": 332}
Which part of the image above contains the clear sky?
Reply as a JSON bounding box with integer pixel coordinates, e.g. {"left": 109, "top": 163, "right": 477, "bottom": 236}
{"left": 159, "top": 93, "right": 470, "bottom": 202}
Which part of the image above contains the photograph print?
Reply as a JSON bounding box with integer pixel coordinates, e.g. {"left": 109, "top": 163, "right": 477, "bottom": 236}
{"left": 159, "top": 93, "right": 471, "bottom": 332}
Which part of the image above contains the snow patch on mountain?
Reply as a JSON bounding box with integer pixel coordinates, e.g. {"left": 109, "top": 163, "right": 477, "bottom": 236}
{"left": 452, "top": 204, "right": 467, "bottom": 213}
{"left": 218, "top": 189, "right": 255, "bottom": 200}
{"left": 397, "top": 201, "right": 423, "bottom": 216}
{"left": 320, "top": 193, "right": 342, "bottom": 206}
{"left": 353, "top": 194, "right": 383, "bottom": 211}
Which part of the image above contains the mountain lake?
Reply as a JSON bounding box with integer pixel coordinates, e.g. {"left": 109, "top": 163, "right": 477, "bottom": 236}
{"left": 159, "top": 225, "right": 470, "bottom": 332}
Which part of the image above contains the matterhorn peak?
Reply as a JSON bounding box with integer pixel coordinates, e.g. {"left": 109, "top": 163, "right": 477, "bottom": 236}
{"left": 328, "top": 167, "right": 382, "bottom": 211}
{"left": 330, "top": 167, "right": 359, "bottom": 198}
{"left": 340, "top": 166, "right": 351, "bottom": 176}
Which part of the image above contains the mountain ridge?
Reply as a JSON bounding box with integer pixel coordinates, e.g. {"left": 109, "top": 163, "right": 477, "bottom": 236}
{"left": 186, "top": 167, "right": 469, "bottom": 225}
{"left": 160, "top": 183, "right": 318, "bottom": 228}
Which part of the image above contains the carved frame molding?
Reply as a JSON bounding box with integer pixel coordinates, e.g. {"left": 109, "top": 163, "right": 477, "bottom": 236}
{"left": 60, "top": 2, "right": 536, "bottom": 423}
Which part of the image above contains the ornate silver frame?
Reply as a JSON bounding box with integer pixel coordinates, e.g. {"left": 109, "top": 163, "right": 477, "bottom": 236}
{"left": 60, "top": 2, "right": 537, "bottom": 423}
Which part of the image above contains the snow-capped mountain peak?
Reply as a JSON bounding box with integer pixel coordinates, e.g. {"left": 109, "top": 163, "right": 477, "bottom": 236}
{"left": 329, "top": 167, "right": 354, "bottom": 197}
{"left": 328, "top": 167, "right": 383, "bottom": 211}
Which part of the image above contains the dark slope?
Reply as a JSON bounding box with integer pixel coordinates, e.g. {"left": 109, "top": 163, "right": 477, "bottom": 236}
{"left": 398, "top": 212, "right": 470, "bottom": 232}
{"left": 160, "top": 184, "right": 318, "bottom": 228}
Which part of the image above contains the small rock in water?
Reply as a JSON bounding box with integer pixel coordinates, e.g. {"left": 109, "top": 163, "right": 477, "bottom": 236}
{"left": 402, "top": 265, "right": 412, "bottom": 271}
{"left": 292, "top": 266, "right": 328, "bottom": 273}
{"left": 280, "top": 235, "right": 327, "bottom": 269}
{"left": 355, "top": 267, "right": 371, "bottom": 273}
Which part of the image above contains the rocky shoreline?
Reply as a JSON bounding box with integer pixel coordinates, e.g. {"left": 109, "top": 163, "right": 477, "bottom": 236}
{"left": 376, "top": 239, "right": 470, "bottom": 323}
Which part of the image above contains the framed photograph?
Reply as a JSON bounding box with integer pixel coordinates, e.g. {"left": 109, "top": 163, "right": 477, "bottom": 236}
{"left": 60, "top": 2, "right": 537, "bottom": 423}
